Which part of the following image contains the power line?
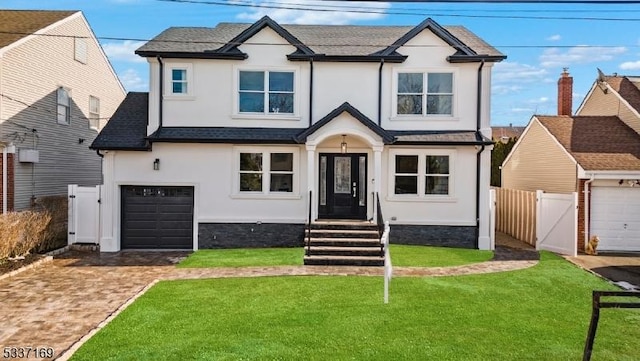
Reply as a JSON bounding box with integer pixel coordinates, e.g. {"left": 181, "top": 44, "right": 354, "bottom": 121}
{"left": 154, "top": 0, "right": 640, "bottom": 21}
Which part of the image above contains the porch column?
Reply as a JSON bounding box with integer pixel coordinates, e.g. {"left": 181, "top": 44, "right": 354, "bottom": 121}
{"left": 306, "top": 145, "right": 316, "bottom": 222}
{"left": 373, "top": 145, "right": 383, "bottom": 221}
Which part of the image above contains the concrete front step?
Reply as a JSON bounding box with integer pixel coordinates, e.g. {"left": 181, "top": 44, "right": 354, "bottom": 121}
{"left": 307, "top": 237, "right": 381, "bottom": 247}
{"left": 307, "top": 246, "right": 383, "bottom": 257}
{"left": 310, "top": 221, "right": 378, "bottom": 231}
{"left": 304, "top": 255, "right": 384, "bottom": 267}
{"left": 306, "top": 229, "right": 380, "bottom": 239}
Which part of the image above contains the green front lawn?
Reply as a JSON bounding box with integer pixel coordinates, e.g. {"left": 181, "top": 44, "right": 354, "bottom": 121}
{"left": 178, "top": 245, "right": 493, "bottom": 268}
{"left": 72, "top": 252, "right": 639, "bottom": 361}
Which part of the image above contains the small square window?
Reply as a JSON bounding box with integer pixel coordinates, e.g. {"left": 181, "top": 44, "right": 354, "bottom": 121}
{"left": 171, "top": 69, "right": 188, "bottom": 94}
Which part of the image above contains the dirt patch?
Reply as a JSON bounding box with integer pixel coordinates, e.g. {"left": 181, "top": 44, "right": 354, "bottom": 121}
{"left": 0, "top": 254, "right": 47, "bottom": 276}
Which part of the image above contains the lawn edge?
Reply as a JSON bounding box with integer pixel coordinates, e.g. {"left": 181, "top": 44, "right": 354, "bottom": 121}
{"left": 57, "top": 279, "right": 160, "bottom": 361}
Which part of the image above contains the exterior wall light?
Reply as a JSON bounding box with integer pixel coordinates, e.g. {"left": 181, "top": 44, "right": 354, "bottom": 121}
{"left": 341, "top": 135, "right": 347, "bottom": 154}
{"left": 153, "top": 158, "right": 160, "bottom": 171}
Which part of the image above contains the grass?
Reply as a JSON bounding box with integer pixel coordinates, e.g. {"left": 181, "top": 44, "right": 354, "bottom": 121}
{"left": 178, "top": 245, "right": 493, "bottom": 268}
{"left": 71, "top": 252, "right": 640, "bottom": 361}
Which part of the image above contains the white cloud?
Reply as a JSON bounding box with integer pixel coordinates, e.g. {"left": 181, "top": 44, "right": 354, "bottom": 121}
{"left": 546, "top": 34, "right": 561, "bottom": 41}
{"left": 528, "top": 97, "right": 549, "bottom": 104}
{"left": 620, "top": 60, "right": 640, "bottom": 70}
{"left": 236, "top": 0, "right": 390, "bottom": 25}
{"left": 119, "top": 68, "right": 147, "bottom": 91}
{"left": 539, "top": 46, "right": 627, "bottom": 68}
{"left": 493, "top": 62, "right": 549, "bottom": 85}
{"left": 103, "top": 40, "right": 146, "bottom": 63}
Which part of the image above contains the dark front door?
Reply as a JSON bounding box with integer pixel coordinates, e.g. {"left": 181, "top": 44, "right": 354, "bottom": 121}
{"left": 318, "top": 153, "right": 367, "bottom": 219}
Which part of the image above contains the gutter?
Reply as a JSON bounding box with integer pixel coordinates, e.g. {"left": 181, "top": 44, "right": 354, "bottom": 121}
{"left": 583, "top": 175, "right": 595, "bottom": 253}
{"left": 378, "top": 59, "right": 384, "bottom": 126}
{"left": 309, "top": 59, "right": 313, "bottom": 127}
{"left": 157, "top": 56, "right": 164, "bottom": 129}
{"left": 474, "top": 60, "right": 485, "bottom": 249}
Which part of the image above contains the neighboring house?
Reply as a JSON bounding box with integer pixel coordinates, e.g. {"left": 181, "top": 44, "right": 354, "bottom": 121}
{"left": 0, "top": 10, "right": 125, "bottom": 213}
{"left": 490, "top": 124, "right": 524, "bottom": 186}
{"left": 491, "top": 124, "right": 524, "bottom": 144}
{"left": 91, "top": 16, "right": 505, "bottom": 252}
{"left": 502, "top": 69, "right": 640, "bottom": 252}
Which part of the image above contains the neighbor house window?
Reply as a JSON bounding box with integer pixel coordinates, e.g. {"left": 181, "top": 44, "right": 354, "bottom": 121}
{"left": 237, "top": 149, "right": 297, "bottom": 195}
{"left": 89, "top": 96, "right": 100, "bottom": 130}
{"left": 239, "top": 70, "right": 294, "bottom": 114}
{"left": 397, "top": 72, "right": 453, "bottom": 116}
{"left": 391, "top": 151, "right": 453, "bottom": 197}
{"left": 57, "top": 87, "right": 70, "bottom": 124}
{"left": 74, "top": 37, "right": 87, "bottom": 64}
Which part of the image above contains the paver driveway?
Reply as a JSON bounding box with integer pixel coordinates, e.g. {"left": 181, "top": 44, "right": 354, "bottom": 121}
{"left": 0, "top": 241, "right": 538, "bottom": 360}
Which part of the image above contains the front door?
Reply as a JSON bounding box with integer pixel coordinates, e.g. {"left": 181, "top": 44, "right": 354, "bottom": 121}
{"left": 318, "top": 153, "right": 367, "bottom": 219}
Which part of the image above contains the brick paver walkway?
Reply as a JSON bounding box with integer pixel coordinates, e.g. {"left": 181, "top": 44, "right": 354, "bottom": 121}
{"left": 0, "top": 238, "right": 537, "bottom": 360}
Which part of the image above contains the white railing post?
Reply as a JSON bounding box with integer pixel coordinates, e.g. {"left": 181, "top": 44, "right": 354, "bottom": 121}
{"left": 68, "top": 184, "right": 77, "bottom": 245}
{"left": 383, "top": 221, "right": 392, "bottom": 304}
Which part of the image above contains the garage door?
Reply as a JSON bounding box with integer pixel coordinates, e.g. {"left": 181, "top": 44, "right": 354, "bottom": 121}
{"left": 590, "top": 187, "right": 640, "bottom": 252}
{"left": 121, "top": 186, "right": 194, "bottom": 249}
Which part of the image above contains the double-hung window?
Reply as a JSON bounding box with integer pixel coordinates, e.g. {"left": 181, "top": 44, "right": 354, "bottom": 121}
{"left": 391, "top": 151, "right": 452, "bottom": 198}
{"left": 397, "top": 72, "right": 453, "bottom": 116}
{"left": 89, "top": 96, "right": 100, "bottom": 130}
{"left": 165, "top": 63, "right": 192, "bottom": 97}
{"left": 171, "top": 69, "right": 188, "bottom": 94}
{"left": 238, "top": 150, "right": 295, "bottom": 194}
{"left": 57, "top": 87, "right": 70, "bottom": 125}
{"left": 239, "top": 71, "right": 294, "bottom": 114}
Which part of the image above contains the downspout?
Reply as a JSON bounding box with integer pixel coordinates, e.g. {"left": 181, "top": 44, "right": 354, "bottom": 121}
{"left": 474, "top": 60, "right": 485, "bottom": 249}
{"left": 157, "top": 56, "right": 164, "bottom": 128}
{"left": 378, "top": 59, "right": 385, "bottom": 126}
{"left": 584, "top": 174, "right": 595, "bottom": 253}
{"left": 309, "top": 59, "right": 313, "bottom": 127}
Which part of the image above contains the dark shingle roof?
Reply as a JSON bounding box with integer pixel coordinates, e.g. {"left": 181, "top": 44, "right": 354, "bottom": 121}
{"left": 605, "top": 76, "right": 640, "bottom": 116}
{"left": 389, "top": 130, "right": 493, "bottom": 145}
{"left": 148, "top": 127, "right": 304, "bottom": 144}
{"left": 536, "top": 115, "right": 640, "bottom": 171}
{"left": 0, "top": 10, "right": 77, "bottom": 49}
{"left": 136, "top": 16, "right": 504, "bottom": 60}
{"left": 90, "top": 92, "right": 150, "bottom": 151}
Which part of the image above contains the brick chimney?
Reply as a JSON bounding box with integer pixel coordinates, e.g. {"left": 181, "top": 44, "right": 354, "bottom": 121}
{"left": 557, "top": 68, "right": 573, "bottom": 116}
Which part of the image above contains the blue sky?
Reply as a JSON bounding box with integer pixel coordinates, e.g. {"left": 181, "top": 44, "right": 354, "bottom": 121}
{"left": 4, "top": 0, "right": 640, "bottom": 125}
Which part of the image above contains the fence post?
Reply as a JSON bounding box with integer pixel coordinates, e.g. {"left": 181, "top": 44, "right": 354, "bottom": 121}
{"left": 535, "top": 190, "right": 543, "bottom": 250}
{"left": 68, "top": 184, "right": 77, "bottom": 245}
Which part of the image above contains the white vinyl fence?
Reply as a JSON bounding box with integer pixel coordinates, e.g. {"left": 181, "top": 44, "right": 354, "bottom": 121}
{"left": 495, "top": 188, "right": 577, "bottom": 256}
{"left": 68, "top": 184, "right": 100, "bottom": 245}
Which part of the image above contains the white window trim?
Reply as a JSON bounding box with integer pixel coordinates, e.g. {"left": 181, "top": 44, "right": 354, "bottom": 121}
{"left": 231, "top": 146, "right": 300, "bottom": 199}
{"left": 233, "top": 66, "right": 300, "bottom": 120}
{"left": 164, "top": 63, "right": 194, "bottom": 99}
{"left": 391, "top": 68, "right": 457, "bottom": 121}
{"left": 388, "top": 148, "right": 456, "bottom": 201}
{"left": 56, "top": 87, "right": 71, "bottom": 125}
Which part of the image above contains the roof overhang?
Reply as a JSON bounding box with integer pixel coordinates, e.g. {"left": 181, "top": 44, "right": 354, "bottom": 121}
{"left": 579, "top": 169, "right": 640, "bottom": 180}
{"left": 447, "top": 54, "right": 507, "bottom": 63}
{"left": 135, "top": 51, "right": 248, "bottom": 60}
{"left": 287, "top": 54, "right": 407, "bottom": 63}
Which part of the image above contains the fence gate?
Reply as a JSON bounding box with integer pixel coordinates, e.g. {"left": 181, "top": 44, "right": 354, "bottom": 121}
{"left": 68, "top": 184, "right": 100, "bottom": 245}
{"left": 535, "top": 191, "right": 577, "bottom": 257}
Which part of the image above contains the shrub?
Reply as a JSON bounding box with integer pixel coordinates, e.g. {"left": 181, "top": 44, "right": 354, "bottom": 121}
{"left": 0, "top": 211, "right": 51, "bottom": 261}
{"left": 32, "top": 196, "right": 68, "bottom": 252}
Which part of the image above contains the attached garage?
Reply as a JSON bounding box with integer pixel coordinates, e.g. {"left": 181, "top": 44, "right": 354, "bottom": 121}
{"left": 121, "top": 186, "right": 194, "bottom": 249}
{"left": 590, "top": 187, "right": 640, "bottom": 252}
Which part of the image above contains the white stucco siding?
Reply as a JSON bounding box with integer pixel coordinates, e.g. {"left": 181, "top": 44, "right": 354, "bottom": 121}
{"left": 380, "top": 146, "right": 478, "bottom": 225}
{"left": 110, "top": 143, "right": 308, "bottom": 223}
{"left": 156, "top": 27, "right": 311, "bottom": 130}
{"left": 0, "top": 13, "right": 125, "bottom": 209}
{"left": 313, "top": 63, "right": 380, "bottom": 122}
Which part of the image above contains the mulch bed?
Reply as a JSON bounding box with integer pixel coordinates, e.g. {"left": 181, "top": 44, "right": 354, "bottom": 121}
{"left": 0, "top": 254, "right": 47, "bottom": 277}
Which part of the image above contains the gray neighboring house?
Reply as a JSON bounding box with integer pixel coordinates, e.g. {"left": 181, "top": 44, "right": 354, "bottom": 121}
{"left": 0, "top": 10, "right": 125, "bottom": 212}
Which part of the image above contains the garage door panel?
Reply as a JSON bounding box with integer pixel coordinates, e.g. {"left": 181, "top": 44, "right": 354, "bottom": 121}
{"left": 121, "top": 186, "right": 194, "bottom": 249}
{"left": 591, "top": 187, "right": 640, "bottom": 251}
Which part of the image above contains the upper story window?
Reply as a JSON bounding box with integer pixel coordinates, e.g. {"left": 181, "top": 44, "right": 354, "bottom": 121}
{"left": 57, "top": 87, "right": 71, "bottom": 125}
{"left": 89, "top": 96, "right": 100, "bottom": 130}
{"left": 239, "top": 70, "right": 294, "bottom": 114}
{"left": 165, "top": 63, "right": 193, "bottom": 98}
{"left": 74, "top": 37, "right": 87, "bottom": 64}
{"left": 396, "top": 72, "right": 453, "bottom": 116}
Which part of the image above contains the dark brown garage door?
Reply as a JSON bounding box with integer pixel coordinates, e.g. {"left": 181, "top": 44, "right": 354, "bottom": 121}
{"left": 121, "top": 186, "right": 194, "bottom": 249}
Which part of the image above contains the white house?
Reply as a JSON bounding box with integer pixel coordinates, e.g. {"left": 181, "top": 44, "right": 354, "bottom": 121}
{"left": 0, "top": 10, "right": 125, "bottom": 212}
{"left": 91, "top": 16, "right": 505, "bottom": 253}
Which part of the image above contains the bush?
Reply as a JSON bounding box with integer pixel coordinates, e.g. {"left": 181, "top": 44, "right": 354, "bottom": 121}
{"left": 0, "top": 211, "right": 51, "bottom": 261}
{"left": 32, "top": 196, "right": 68, "bottom": 252}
